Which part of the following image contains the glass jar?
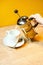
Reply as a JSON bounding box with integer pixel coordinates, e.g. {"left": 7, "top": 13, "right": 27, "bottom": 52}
{"left": 17, "top": 16, "right": 37, "bottom": 39}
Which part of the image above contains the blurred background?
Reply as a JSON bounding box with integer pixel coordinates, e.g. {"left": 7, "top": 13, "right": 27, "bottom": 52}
{"left": 0, "top": 0, "right": 43, "bottom": 27}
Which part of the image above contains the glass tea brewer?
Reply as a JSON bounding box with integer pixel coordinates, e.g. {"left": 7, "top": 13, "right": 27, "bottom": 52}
{"left": 14, "top": 10, "right": 37, "bottom": 42}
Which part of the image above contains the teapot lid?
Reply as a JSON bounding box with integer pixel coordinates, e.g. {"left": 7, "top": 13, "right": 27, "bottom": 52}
{"left": 17, "top": 16, "right": 28, "bottom": 25}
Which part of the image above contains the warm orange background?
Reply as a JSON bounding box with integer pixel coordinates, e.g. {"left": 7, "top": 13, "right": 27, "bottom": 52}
{"left": 0, "top": 0, "right": 43, "bottom": 27}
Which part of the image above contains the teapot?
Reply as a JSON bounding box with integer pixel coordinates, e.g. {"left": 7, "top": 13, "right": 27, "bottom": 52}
{"left": 14, "top": 9, "right": 37, "bottom": 40}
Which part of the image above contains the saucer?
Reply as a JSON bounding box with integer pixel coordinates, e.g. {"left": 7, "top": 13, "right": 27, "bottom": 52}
{"left": 14, "top": 38, "right": 25, "bottom": 48}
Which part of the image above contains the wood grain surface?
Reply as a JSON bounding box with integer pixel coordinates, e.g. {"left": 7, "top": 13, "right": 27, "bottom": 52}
{"left": 0, "top": 25, "right": 43, "bottom": 65}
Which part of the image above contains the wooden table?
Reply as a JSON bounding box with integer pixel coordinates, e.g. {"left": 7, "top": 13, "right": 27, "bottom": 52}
{"left": 0, "top": 25, "right": 43, "bottom": 65}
